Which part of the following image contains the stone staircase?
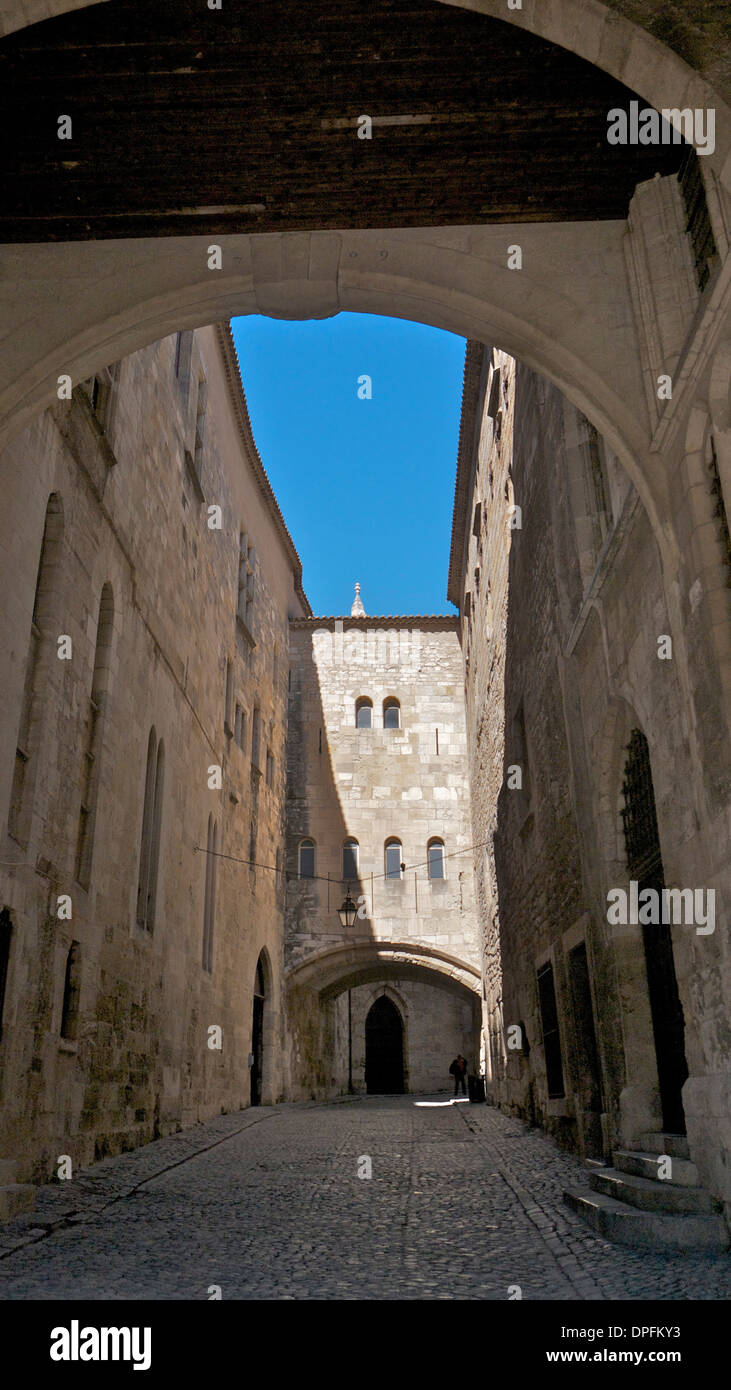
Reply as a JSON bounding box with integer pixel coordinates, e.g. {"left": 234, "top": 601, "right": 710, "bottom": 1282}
{"left": 0, "top": 1159, "right": 36, "bottom": 1222}
{"left": 564, "top": 1133, "right": 729, "bottom": 1252}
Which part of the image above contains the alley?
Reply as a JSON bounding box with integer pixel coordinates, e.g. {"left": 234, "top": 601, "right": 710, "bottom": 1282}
{"left": 0, "top": 1098, "right": 728, "bottom": 1301}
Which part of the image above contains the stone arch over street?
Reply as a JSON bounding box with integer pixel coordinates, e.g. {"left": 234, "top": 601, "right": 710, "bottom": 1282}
{"left": 285, "top": 943, "right": 481, "bottom": 1099}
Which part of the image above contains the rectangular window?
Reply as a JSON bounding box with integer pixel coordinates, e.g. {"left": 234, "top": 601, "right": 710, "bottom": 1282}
{"left": 234, "top": 703, "right": 245, "bottom": 748}
{"left": 265, "top": 750, "right": 274, "bottom": 787}
{"left": 537, "top": 961, "right": 565, "bottom": 1099}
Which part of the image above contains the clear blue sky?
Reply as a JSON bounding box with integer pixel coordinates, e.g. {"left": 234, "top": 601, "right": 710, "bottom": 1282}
{"left": 231, "top": 313, "right": 466, "bottom": 616}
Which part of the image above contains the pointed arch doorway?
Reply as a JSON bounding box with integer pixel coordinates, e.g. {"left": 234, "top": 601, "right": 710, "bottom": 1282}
{"left": 250, "top": 954, "right": 266, "bottom": 1107}
{"left": 365, "top": 995, "right": 404, "bottom": 1095}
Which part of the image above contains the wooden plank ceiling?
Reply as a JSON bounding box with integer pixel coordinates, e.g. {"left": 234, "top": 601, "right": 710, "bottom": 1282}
{"left": 0, "top": 0, "right": 685, "bottom": 241}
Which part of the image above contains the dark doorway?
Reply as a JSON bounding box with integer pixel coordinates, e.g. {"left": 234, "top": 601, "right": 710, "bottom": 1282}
{"left": 567, "top": 942, "right": 604, "bottom": 1158}
{"left": 365, "top": 995, "right": 404, "bottom": 1094}
{"left": 622, "top": 729, "right": 688, "bottom": 1134}
{"left": 250, "top": 956, "right": 265, "bottom": 1107}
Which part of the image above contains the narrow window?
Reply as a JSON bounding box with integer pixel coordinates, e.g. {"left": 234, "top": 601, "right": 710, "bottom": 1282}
{"left": 193, "top": 372, "right": 207, "bottom": 482}
{"left": 60, "top": 942, "right": 81, "bottom": 1041}
{"left": 427, "top": 838, "right": 445, "bottom": 880}
{"left": 299, "top": 838, "right": 315, "bottom": 879}
{"left": 136, "top": 729, "right": 164, "bottom": 932}
{"left": 342, "top": 838, "right": 359, "bottom": 881}
{"left": 707, "top": 434, "right": 731, "bottom": 583}
{"left": 82, "top": 362, "right": 120, "bottom": 436}
{"left": 266, "top": 750, "right": 274, "bottom": 788}
{"left": 8, "top": 493, "right": 64, "bottom": 845}
{"left": 383, "top": 698, "right": 400, "bottom": 730}
{"left": 224, "top": 658, "right": 233, "bottom": 736}
{"left": 585, "top": 420, "right": 611, "bottom": 547}
{"left": 238, "top": 530, "right": 256, "bottom": 628}
{"left": 356, "top": 697, "right": 372, "bottom": 729}
{"left": 251, "top": 707, "right": 261, "bottom": 769}
{"left": 487, "top": 367, "right": 501, "bottom": 419}
{"left": 385, "top": 838, "right": 403, "bottom": 880}
{"left": 75, "top": 583, "right": 114, "bottom": 889}
{"left": 249, "top": 818, "right": 257, "bottom": 868}
{"left": 537, "top": 961, "right": 565, "bottom": 1099}
{"left": 174, "top": 330, "right": 194, "bottom": 398}
{"left": 678, "top": 147, "right": 719, "bottom": 293}
{"left": 202, "top": 815, "right": 217, "bottom": 973}
{"left": 234, "top": 703, "right": 245, "bottom": 748}
{"left": 512, "top": 700, "right": 531, "bottom": 799}
{"left": 0, "top": 909, "right": 12, "bottom": 1041}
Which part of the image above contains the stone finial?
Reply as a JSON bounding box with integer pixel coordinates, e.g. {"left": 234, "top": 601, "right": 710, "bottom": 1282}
{"left": 351, "top": 581, "right": 366, "bottom": 617}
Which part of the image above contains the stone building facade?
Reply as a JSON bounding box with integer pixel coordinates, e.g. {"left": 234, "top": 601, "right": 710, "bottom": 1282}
{"left": 450, "top": 326, "right": 731, "bottom": 1220}
{"left": 0, "top": 324, "right": 307, "bottom": 1184}
{"left": 283, "top": 612, "right": 480, "bottom": 1099}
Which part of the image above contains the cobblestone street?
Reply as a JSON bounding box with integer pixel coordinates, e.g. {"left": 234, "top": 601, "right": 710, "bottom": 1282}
{"left": 0, "top": 1097, "right": 728, "bottom": 1301}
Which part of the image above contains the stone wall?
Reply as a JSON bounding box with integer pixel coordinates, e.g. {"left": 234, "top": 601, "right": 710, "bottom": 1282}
{"left": 284, "top": 615, "right": 481, "bottom": 1097}
{"left": 0, "top": 325, "right": 304, "bottom": 1181}
{"left": 455, "top": 342, "right": 731, "bottom": 1215}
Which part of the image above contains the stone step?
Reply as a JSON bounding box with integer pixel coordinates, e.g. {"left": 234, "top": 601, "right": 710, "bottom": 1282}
{"left": 564, "top": 1187, "right": 729, "bottom": 1252}
{"left": 0, "top": 1184, "right": 36, "bottom": 1222}
{"left": 590, "top": 1167, "right": 716, "bottom": 1215}
{"left": 635, "top": 1133, "right": 690, "bottom": 1160}
{"left": 0, "top": 1160, "right": 18, "bottom": 1184}
{"left": 613, "top": 1149, "right": 699, "bottom": 1187}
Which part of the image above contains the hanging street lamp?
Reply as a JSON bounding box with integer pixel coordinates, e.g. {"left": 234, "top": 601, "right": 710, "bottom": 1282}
{"left": 337, "top": 887, "right": 358, "bottom": 928}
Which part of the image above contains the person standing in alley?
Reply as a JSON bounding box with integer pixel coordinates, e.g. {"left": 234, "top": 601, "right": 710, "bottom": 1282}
{"left": 449, "top": 1053, "right": 468, "bottom": 1097}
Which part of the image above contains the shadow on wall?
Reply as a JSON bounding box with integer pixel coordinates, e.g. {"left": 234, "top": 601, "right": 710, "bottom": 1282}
{"left": 490, "top": 365, "right": 621, "bottom": 1158}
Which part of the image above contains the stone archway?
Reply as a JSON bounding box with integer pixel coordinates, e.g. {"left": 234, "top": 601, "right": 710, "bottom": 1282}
{"left": 285, "top": 942, "right": 481, "bottom": 1100}
{"left": 0, "top": 0, "right": 729, "bottom": 566}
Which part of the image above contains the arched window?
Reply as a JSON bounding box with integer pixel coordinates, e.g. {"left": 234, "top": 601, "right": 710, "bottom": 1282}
{"left": 383, "top": 699, "right": 400, "bottom": 730}
{"left": 355, "top": 697, "right": 372, "bottom": 729}
{"left": 60, "top": 941, "right": 81, "bottom": 1041}
{"left": 298, "top": 838, "right": 316, "bottom": 879}
{"left": 385, "top": 838, "right": 403, "bottom": 880}
{"left": 428, "top": 838, "right": 445, "bottom": 880}
{"left": 136, "top": 728, "right": 164, "bottom": 932}
{"left": 342, "top": 837, "right": 359, "bottom": 881}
